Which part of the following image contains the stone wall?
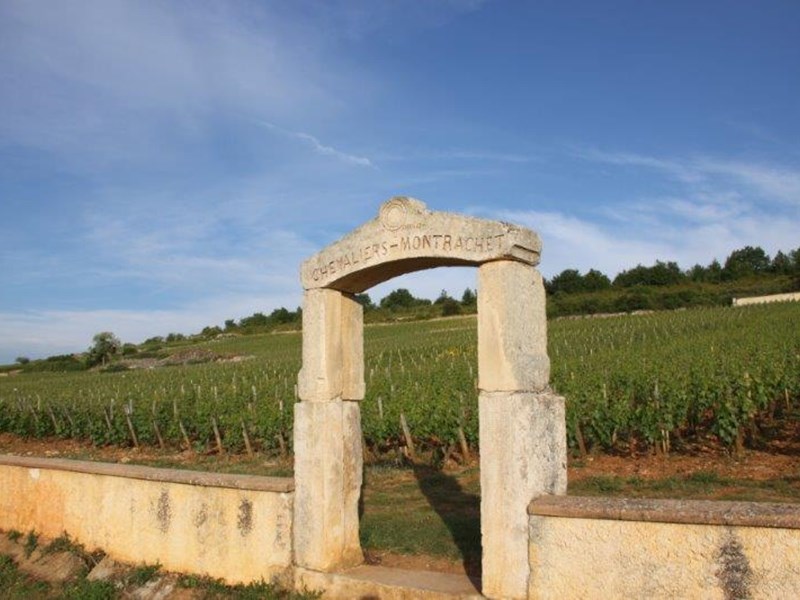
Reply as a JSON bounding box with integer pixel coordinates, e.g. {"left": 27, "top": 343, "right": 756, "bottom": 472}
{"left": 732, "top": 291, "right": 800, "bottom": 306}
{"left": 528, "top": 496, "right": 800, "bottom": 599}
{"left": 0, "top": 455, "right": 294, "bottom": 584}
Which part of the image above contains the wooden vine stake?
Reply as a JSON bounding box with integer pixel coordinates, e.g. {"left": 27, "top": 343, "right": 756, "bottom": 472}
{"left": 47, "top": 406, "right": 59, "bottom": 433}
{"left": 152, "top": 420, "right": 165, "bottom": 449}
{"left": 179, "top": 420, "right": 193, "bottom": 452}
{"left": 103, "top": 408, "right": 114, "bottom": 436}
{"left": 241, "top": 419, "right": 254, "bottom": 456}
{"left": 575, "top": 422, "right": 588, "bottom": 458}
{"left": 276, "top": 432, "right": 287, "bottom": 458}
{"left": 124, "top": 409, "right": 139, "bottom": 449}
{"left": 399, "top": 413, "right": 416, "bottom": 462}
{"left": 457, "top": 426, "right": 470, "bottom": 462}
{"left": 211, "top": 416, "right": 224, "bottom": 454}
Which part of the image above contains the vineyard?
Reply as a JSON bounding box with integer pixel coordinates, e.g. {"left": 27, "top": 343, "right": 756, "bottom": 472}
{"left": 1, "top": 302, "right": 798, "bottom": 459}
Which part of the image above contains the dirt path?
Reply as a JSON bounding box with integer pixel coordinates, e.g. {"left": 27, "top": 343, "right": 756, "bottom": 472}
{"left": 2, "top": 432, "right": 797, "bottom": 481}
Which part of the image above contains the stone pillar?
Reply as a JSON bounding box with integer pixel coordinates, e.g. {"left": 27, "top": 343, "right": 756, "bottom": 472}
{"left": 478, "top": 261, "right": 567, "bottom": 600}
{"left": 294, "top": 289, "right": 364, "bottom": 571}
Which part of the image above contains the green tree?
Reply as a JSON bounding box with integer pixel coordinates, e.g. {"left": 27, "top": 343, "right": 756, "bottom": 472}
{"left": 461, "top": 287, "right": 477, "bottom": 306}
{"left": 771, "top": 250, "right": 792, "bottom": 275}
{"left": 706, "top": 259, "right": 723, "bottom": 282}
{"left": 268, "top": 307, "right": 298, "bottom": 324}
{"left": 723, "top": 246, "right": 770, "bottom": 280}
{"left": 86, "top": 332, "right": 121, "bottom": 367}
{"left": 15, "top": 356, "right": 30, "bottom": 365}
{"left": 687, "top": 264, "right": 708, "bottom": 282}
{"left": 440, "top": 297, "right": 462, "bottom": 316}
{"left": 380, "top": 288, "right": 417, "bottom": 310}
{"left": 583, "top": 269, "right": 611, "bottom": 291}
{"left": 547, "top": 269, "right": 584, "bottom": 294}
{"left": 613, "top": 261, "right": 685, "bottom": 287}
{"left": 239, "top": 312, "right": 269, "bottom": 328}
{"left": 434, "top": 289, "right": 452, "bottom": 305}
{"left": 354, "top": 293, "right": 375, "bottom": 310}
{"left": 121, "top": 343, "right": 138, "bottom": 356}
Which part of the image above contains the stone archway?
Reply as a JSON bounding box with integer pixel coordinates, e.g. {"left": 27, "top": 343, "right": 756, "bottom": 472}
{"left": 294, "top": 197, "right": 566, "bottom": 599}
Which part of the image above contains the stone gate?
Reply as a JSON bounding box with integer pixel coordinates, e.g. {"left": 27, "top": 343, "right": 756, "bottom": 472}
{"left": 294, "top": 197, "right": 567, "bottom": 599}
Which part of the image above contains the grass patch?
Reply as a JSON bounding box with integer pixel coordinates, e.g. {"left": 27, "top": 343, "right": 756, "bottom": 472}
{"left": 43, "top": 532, "right": 85, "bottom": 556}
{"left": 0, "top": 553, "right": 316, "bottom": 600}
{"left": 126, "top": 562, "right": 160, "bottom": 587}
{"left": 360, "top": 465, "right": 481, "bottom": 571}
{"left": 569, "top": 472, "right": 800, "bottom": 503}
{"left": 23, "top": 531, "right": 39, "bottom": 558}
{"left": 0, "top": 554, "right": 51, "bottom": 599}
{"left": 686, "top": 470, "right": 728, "bottom": 485}
{"left": 7, "top": 530, "right": 22, "bottom": 542}
{"left": 61, "top": 578, "right": 117, "bottom": 600}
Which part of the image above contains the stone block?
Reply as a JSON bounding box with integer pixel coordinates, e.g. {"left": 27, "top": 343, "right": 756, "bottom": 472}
{"left": 341, "top": 294, "right": 365, "bottom": 400}
{"left": 478, "top": 261, "right": 549, "bottom": 393}
{"left": 298, "top": 289, "right": 343, "bottom": 402}
{"left": 293, "top": 400, "right": 363, "bottom": 571}
{"left": 297, "top": 289, "right": 365, "bottom": 402}
{"left": 527, "top": 505, "right": 800, "bottom": 599}
{"left": 479, "top": 391, "right": 566, "bottom": 600}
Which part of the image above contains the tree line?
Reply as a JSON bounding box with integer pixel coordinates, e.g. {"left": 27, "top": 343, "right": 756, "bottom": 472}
{"left": 7, "top": 244, "right": 798, "bottom": 371}
{"left": 546, "top": 245, "right": 800, "bottom": 317}
{"left": 547, "top": 245, "right": 800, "bottom": 295}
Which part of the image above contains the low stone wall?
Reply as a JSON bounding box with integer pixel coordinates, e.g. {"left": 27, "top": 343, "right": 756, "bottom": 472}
{"left": 732, "top": 291, "right": 800, "bottom": 306}
{"left": 0, "top": 455, "right": 294, "bottom": 584}
{"left": 528, "top": 496, "right": 800, "bottom": 599}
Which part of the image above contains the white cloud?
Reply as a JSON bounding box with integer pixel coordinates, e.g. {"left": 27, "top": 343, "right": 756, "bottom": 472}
{"left": 575, "top": 147, "right": 800, "bottom": 206}
{"left": 0, "top": 1, "right": 360, "bottom": 169}
{"left": 491, "top": 202, "right": 798, "bottom": 280}
{"left": 378, "top": 149, "right": 539, "bottom": 164}
{"left": 545, "top": 146, "right": 799, "bottom": 274}
{"left": 695, "top": 159, "right": 800, "bottom": 205}
{"left": 494, "top": 209, "right": 673, "bottom": 277}
{"left": 81, "top": 194, "right": 317, "bottom": 293}
{"left": 257, "top": 121, "right": 373, "bottom": 167}
{"left": 569, "top": 147, "right": 704, "bottom": 183}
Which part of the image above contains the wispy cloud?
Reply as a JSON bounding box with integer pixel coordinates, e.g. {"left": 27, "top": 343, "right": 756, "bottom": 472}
{"left": 257, "top": 121, "right": 373, "bottom": 167}
{"left": 379, "top": 149, "right": 538, "bottom": 164}
{"left": 570, "top": 147, "right": 703, "bottom": 183}
{"left": 494, "top": 209, "right": 673, "bottom": 277}
{"left": 695, "top": 159, "right": 800, "bottom": 205}
{"left": 522, "top": 147, "right": 800, "bottom": 276}
{"left": 81, "top": 191, "right": 317, "bottom": 293}
{"left": 574, "top": 147, "right": 800, "bottom": 205}
{"left": 492, "top": 205, "right": 798, "bottom": 279}
{"left": 0, "top": 1, "right": 360, "bottom": 171}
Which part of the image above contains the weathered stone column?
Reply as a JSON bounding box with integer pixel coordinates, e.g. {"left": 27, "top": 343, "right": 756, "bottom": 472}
{"left": 294, "top": 289, "right": 364, "bottom": 571}
{"left": 478, "top": 260, "right": 567, "bottom": 600}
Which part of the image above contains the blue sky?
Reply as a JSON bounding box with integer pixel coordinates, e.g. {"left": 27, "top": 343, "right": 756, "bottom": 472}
{"left": 1, "top": 0, "right": 798, "bottom": 363}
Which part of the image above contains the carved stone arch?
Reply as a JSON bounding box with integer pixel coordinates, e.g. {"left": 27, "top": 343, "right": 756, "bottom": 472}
{"left": 294, "top": 198, "right": 566, "bottom": 599}
{"left": 300, "top": 196, "right": 541, "bottom": 293}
